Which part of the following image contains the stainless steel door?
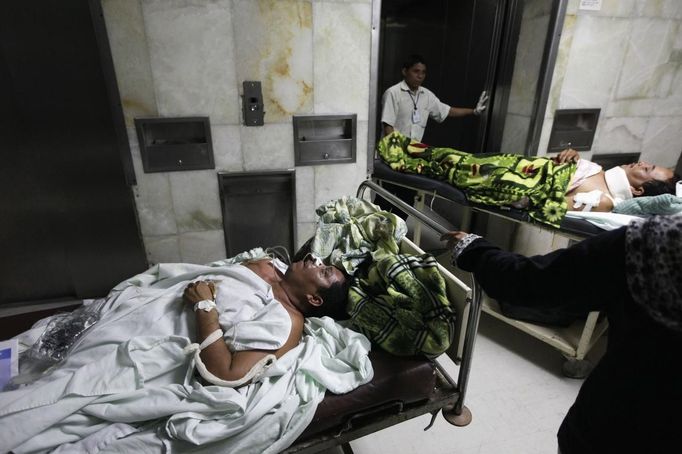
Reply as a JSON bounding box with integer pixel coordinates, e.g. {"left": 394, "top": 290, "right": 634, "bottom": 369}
{"left": 0, "top": 0, "right": 147, "bottom": 305}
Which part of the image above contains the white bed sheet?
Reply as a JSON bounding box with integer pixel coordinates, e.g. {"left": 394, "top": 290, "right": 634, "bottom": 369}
{"left": 0, "top": 262, "right": 373, "bottom": 454}
{"left": 565, "top": 210, "right": 640, "bottom": 231}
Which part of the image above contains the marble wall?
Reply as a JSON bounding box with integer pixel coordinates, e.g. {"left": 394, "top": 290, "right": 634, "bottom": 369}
{"left": 538, "top": 0, "right": 682, "bottom": 168}
{"left": 102, "top": 0, "right": 372, "bottom": 265}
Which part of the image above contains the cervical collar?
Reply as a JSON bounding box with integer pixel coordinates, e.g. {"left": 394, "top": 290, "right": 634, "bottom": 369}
{"left": 604, "top": 166, "right": 632, "bottom": 205}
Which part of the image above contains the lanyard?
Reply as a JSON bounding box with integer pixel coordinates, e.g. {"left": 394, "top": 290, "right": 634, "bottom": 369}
{"left": 408, "top": 90, "right": 420, "bottom": 110}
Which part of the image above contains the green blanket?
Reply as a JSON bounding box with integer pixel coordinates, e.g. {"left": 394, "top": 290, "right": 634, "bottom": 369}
{"left": 347, "top": 253, "right": 455, "bottom": 357}
{"left": 377, "top": 131, "right": 577, "bottom": 228}
{"left": 311, "top": 196, "right": 408, "bottom": 275}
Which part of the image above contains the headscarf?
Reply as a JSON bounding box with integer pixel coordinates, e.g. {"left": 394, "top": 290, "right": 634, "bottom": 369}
{"left": 625, "top": 213, "right": 682, "bottom": 332}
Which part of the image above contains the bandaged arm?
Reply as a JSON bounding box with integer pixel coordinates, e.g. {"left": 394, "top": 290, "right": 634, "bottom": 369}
{"left": 192, "top": 308, "right": 278, "bottom": 385}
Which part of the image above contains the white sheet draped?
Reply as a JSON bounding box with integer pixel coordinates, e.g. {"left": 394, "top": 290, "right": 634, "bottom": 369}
{"left": 0, "top": 263, "right": 373, "bottom": 453}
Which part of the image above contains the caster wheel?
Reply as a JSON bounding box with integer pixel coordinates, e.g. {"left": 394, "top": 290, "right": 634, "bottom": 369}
{"left": 562, "top": 358, "right": 592, "bottom": 379}
{"left": 442, "top": 404, "right": 472, "bottom": 427}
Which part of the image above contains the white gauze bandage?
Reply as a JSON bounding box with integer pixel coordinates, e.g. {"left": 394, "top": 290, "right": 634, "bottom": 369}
{"left": 183, "top": 328, "right": 276, "bottom": 387}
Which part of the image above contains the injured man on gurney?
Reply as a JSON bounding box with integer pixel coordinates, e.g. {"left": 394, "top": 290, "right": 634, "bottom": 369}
{"left": 378, "top": 131, "right": 681, "bottom": 227}
{"left": 0, "top": 196, "right": 451, "bottom": 454}
{"left": 0, "top": 245, "right": 373, "bottom": 453}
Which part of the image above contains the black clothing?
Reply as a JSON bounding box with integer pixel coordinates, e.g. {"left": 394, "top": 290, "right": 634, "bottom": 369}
{"left": 456, "top": 227, "right": 682, "bottom": 454}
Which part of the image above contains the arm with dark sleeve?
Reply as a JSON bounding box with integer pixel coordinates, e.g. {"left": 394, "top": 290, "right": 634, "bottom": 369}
{"left": 455, "top": 227, "right": 627, "bottom": 312}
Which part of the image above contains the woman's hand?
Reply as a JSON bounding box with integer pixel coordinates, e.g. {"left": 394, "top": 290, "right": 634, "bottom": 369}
{"left": 440, "top": 231, "right": 469, "bottom": 250}
{"left": 183, "top": 280, "right": 216, "bottom": 306}
{"left": 553, "top": 148, "right": 580, "bottom": 164}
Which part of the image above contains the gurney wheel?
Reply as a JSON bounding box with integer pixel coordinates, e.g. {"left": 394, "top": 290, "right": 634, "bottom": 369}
{"left": 442, "top": 404, "right": 472, "bottom": 427}
{"left": 562, "top": 358, "right": 592, "bottom": 379}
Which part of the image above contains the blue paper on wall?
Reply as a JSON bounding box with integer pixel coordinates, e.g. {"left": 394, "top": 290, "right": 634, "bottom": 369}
{"left": 0, "top": 339, "right": 18, "bottom": 390}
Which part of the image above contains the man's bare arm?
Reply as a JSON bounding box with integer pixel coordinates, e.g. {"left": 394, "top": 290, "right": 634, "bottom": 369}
{"left": 382, "top": 122, "right": 395, "bottom": 136}
{"left": 185, "top": 280, "right": 303, "bottom": 382}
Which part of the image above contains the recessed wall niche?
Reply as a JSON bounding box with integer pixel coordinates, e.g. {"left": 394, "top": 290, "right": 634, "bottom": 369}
{"left": 134, "top": 117, "right": 214, "bottom": 172}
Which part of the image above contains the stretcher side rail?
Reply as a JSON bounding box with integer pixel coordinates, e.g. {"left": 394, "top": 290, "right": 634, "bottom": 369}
{"left": 283, "top": 181, "right": 483, "bottom": 454}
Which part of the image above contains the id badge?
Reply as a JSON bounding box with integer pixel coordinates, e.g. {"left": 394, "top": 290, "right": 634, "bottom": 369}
{"left": 411, "top": 109, "right": 421, "bottom": 124}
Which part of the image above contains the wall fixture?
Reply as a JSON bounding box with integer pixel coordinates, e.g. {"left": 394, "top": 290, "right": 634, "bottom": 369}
{"left": 134, "top": 117, "right": 214, "bottom": 172}
{"left": 293, "top": 114, "right": 357, "bottom": 166}
{"left": 548, "top": 108, "right": 600, "bottom": 153}
{"left": 242, "top": 81, "right": 264, "bottom": 126}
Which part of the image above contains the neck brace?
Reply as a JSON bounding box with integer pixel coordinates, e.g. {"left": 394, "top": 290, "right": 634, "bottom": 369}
{"left": 604, "top": 166, "right": 632, "bottom": 205}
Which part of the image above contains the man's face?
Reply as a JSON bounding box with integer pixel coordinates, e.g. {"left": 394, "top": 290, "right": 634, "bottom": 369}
{"left": 402, "top": 63, "right": 426, "bottom": 90}
{"left": 620, "top": 162, "right": 673, "bottom": 189}
{"left": 284, "top": 255, "right": 346, "bottom": 299}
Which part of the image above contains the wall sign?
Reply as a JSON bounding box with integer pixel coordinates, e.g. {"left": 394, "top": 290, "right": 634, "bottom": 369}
{"left": 579, "top": 0, "right": 602, "bottom": 11}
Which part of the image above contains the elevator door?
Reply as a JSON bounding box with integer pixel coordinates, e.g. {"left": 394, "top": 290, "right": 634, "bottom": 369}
{"left": 379, "top": 0, "right": 504, "bottom": 152}
{"left": 0, "top": 0, "right": 147, "bottom": 305}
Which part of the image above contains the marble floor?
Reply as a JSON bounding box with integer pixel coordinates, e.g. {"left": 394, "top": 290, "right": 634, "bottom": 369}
{"left": 321, "top": 313, "right": 606, "bottom": 454}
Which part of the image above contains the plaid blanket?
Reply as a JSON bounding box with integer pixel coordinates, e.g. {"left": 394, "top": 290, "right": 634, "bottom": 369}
{"left": 377, "top": 131, "right": 577, "bottom": 228}
{"left": 347, "top": 253, "right": 455, "bottom": 357}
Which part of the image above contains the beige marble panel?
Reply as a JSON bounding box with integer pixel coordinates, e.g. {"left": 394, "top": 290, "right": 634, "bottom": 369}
{"left": 211, "top": 124, "right": 244, "bottom": 171}
{"left": 133, "top": 173, "right": 178, "bottom": 236}
{"left": 169, "top": 169, "right": 223, "bottom": 233}
{"left": 641, "top": 116, "right": 682, "bottom": 167}
{"left": 604, "top": 98, "right": 656, "bottom": 117}
{"left": 128, "top": 129, "right": 177, "bottom": 236}
{"left": 241, "top": 123, "right": 295, "bottom": 171}
{"left": 296, "top": 222, "right": 316, "bottom": 250}
{"left": 232, "top": 0, "right": 313, "bottom": 122}
{"left": 295, "top": 166, "right": 316, "bottom": 223}
{"left": 179, "top": 230, "right": 227, "bottom": 264}
{"left": 560, "top": 15, "right": 629, "bottom": 108}
{"left": 545, "top": 13, "right": 576, "bottom": 117}
{"left": 144, "top": 235, "right": 181, "bottom": 265}
{"left": 616, "top": 18, "right": 676, "bottom": 100}
{"left": 655, "top": 94, "right": 682, "bottom": 116}
{"left": 592, "top": 117, "right": 647, "bottom": 154}
{"left": 142, "top": 0, "right": 239, "bottom": 124}
{"left": 636, "top": 0, "right": 682, "bottom": 19}
{"left": 102, "top": 0, "right": 158, "bottom": 126}
{"left": 313, "top": 2, "right": 372, "bottom": 121}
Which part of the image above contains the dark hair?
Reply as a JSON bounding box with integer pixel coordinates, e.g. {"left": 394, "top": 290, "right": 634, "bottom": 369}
{"left": 307, "top": 272, "right": 352, "bottom": 320}
{"left": 640, "top": 172, "right": 681, "bottom": 197}
{"left": 402, "top": 54, "right": 426, "bottom": 70}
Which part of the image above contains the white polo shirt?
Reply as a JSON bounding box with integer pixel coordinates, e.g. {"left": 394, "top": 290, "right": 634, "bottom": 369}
{"left": 381, "top": 80, "right": 451, "bottom": 142}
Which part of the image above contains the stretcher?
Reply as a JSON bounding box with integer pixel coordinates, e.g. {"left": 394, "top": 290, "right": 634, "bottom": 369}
{"left": 284, "top": 181, "right": 483, "bottom": 453}
{"left": 369, "top": 160, "right": 609, "bottom": 378}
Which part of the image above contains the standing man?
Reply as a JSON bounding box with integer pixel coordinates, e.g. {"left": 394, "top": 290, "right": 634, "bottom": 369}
{"left": 381, "top": 54, "right": 488, "bottom": 142}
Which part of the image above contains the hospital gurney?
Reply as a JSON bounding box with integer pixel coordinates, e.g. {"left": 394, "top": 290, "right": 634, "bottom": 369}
{"left": 284, "top": 181, "right": 483, "bottom": 453}
{"left": 371, "top": 160, "right": 608, "bottom": 378}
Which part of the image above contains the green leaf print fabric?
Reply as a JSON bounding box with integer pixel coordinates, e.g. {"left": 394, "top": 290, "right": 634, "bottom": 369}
{"left": 347, "top": 253, "right": 455, "bottom": 357}
{"left": 377, "top": 131, "right": 577, "bottom": 228}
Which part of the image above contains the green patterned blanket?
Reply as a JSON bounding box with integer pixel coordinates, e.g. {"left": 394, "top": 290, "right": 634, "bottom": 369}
{"left": 312, "top": 197, "right": 454, "bottom": 357}
{"left": 377, "top": 131, "right": 577, "bottom": 228}
{"left": 347, "top": 253, "right": 455, "bottom": 357}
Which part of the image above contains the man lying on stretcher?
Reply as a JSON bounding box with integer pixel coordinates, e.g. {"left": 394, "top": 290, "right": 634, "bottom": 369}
{"left": 554, "top": 147, "right": 679, "bottom": 212}
{"left": 377, "top": 131, "right": 680, "bottom": 226}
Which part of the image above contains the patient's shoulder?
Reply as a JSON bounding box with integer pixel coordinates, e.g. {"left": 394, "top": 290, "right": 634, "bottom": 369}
{"left": 242, "top": 259, "right": 279, "bottom": 284}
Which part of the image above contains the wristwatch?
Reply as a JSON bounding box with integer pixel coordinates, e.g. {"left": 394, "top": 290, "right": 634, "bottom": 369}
{"left": 193, "top": 299, "right": 217, "bottom": 312}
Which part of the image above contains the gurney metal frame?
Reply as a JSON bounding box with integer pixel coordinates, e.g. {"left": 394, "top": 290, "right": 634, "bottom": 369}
{"left": 283, "top": 181, "right": 483, "bottom": 454}
{"left": 370, "top": 164, "right": 608, "bottom": 378}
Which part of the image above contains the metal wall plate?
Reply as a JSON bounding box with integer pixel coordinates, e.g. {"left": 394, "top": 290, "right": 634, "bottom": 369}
{"left": 134, "top": 117, "right": 214, "bottom": 172}
{"left": 293, "top": 114, "right": 357, "bottom": 166}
